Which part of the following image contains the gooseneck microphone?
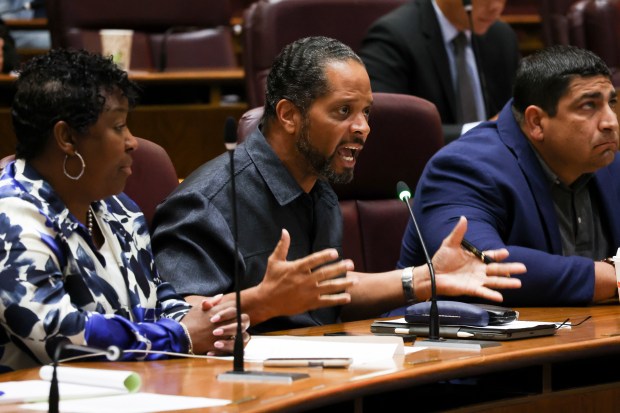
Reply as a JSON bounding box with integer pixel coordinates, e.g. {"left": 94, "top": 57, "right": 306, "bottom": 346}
{"left": 462, "top": 0, "right": 490, "bottom": 119}
{"left": 216, "top": 118, "right": 308, "bottom": 383}
{"left": 224, "top": 116, "right": 244, "bottom": 373}
{"left": 397, "top": 181, "right": 495, "bottom": 350}
{"left": 49, "top": 343, "right": 122, "bottom": 413}
{"left": 397, "top": 181, "right": 440, "bottom": 340}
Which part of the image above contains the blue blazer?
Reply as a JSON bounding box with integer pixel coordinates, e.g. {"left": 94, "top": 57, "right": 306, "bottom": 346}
{"left": 398, "top": 100, "right": 620, "bottom": 306}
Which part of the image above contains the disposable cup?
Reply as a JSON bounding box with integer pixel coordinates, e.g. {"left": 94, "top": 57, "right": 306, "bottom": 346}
{"left": 100, "top": 29, "right": 133, "bottom": 71}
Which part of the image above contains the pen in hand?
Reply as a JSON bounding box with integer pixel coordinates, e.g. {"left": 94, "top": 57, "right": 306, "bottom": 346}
{"left": 461, "top": 239, "right": 494, "bottom": 264}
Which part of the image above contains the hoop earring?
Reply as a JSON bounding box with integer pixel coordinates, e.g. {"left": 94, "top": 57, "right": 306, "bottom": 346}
{"left": 63, "top": 152, "right": 86, "bottom": 180}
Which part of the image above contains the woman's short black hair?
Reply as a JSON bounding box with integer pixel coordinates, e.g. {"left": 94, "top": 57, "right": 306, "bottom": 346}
{"left": 12, "top": 48, "right": 140, "bottom": 160}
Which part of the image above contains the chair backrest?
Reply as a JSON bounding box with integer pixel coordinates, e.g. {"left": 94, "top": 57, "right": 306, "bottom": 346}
{"left": 241, "top": 0, "right": 406, "bottom": 108}
{"left": 540, "top": 0, "right": 583, "bottom": 46}
{"left": 124, "top": 137, "right": 179, "bottom": 231}
{"left": 0, "top": 137, "right": 178, "bottom": 232}
{"left": 236, "top": 92, "right": 443, "bottom": 273}
{"left": 46, "top": 0, "right": 237, "bottom": 71}
{"left": 581, "top": 0, "right": 620, "bottom": 70}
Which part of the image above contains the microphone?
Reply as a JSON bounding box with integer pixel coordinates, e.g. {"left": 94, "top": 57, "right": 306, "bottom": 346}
{"left": 397, "top": 181, "right": 490, "bottom": 350}
{"left": 462, "top": 0, "right": 491, "bottom": 119}
{"left": 49, "top": 342, "right": 122, "bottom": 413}
{"left": 397, "top": 181, "right": 440, "bottom": 341}
{"left": 217, "top": 117, "right": 308, "bottom": 383}
{"left": 0, "top": 0, "right": 45, "bottom": 16}
{"left": 224, "top": 116, "right": 244, "bottom": 373}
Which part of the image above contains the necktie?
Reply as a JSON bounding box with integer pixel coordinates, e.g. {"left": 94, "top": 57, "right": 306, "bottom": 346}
{"left": 452, "top": 32, "right": 478, "bottom": 123}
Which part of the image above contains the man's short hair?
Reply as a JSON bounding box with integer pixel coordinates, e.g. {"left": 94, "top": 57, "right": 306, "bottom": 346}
{"left": 261, "top": 36, "right": 363, "bottom": 127}
{"left": 12, "top": 48, "right": 140, "bottom": 160}
{"left": 512, "top": 45, "right": 610, "bottom": 118}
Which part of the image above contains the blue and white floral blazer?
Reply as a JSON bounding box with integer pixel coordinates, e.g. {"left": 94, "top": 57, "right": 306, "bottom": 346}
{"left": 0, "top": 159, "right": 191, "bottom": 372}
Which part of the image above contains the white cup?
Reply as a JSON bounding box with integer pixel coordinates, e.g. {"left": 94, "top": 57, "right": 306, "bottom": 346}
{"left": 99, "top": 29, "right": 134, "bottom": 71}
{"left": 613, "top": 247, "right": 620, "bottom": 301}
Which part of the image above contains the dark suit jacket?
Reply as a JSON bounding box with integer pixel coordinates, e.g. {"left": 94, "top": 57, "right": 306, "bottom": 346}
{"left": 0, "top": 19, "right": 17, "bottom": 73}
{"left": 359, "top": 0, "right": 520, "bottom": 142}
{"left": 398, "top": 101, "right": 620, "bottom": 307}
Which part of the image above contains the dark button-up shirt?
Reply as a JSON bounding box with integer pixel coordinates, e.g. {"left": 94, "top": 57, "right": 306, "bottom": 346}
{"left": 152, "top": 129, "right": 343, "bottom": 333}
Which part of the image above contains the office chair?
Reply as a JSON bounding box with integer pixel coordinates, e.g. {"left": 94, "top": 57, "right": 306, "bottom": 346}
{"left": 241, "top": 0, "right": 406, "bottom": 108}
{"left": 540, "top": 0, "right": 586, "bottom": 46}
{"left": 46, "top": 0, "right": 237, "bottom": 70}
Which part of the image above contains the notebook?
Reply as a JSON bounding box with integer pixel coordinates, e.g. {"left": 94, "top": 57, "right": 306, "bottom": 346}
{"left": 371, "top": 318, "right": 557, "bottom": 341}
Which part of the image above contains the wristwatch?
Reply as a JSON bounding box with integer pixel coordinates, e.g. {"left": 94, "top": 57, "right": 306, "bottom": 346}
{"left": 601, "top": 257, "right": 615, "bottom": 268}
{"left": 401, "top": 267, "right": 416, "bottom": 304}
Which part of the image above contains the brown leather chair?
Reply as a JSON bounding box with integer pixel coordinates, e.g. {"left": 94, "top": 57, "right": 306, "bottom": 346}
{"left": 241, "top": 0, "right": 407, "bottom": 108}
{"left": 46, "top": 0, "right": 237, "bottom": 71}
{"left": 0, "top": 137, "right": 178, "bottom": 232}
{"left": 236, "top": 92, "right": 443, "bottom": 273}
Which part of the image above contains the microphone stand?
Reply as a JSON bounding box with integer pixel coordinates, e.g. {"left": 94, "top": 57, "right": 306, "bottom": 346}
{"left": 216, "top": 117, "right": 308, "bottom": 383}
{"left": 464, "top": 0, "right": 491, "bottom": 119}
{"left": 397, "top": 181, "right": 491, "bottom": 350}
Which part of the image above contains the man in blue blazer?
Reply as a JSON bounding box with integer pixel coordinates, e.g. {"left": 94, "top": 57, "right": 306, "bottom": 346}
{"left": 399, "top": 45, "right": 620, "bottom": 306}
{"left": 359, "top": 0, "right": 519, "bottom": 143}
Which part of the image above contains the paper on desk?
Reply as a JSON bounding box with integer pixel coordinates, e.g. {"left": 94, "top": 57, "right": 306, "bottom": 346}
{"left": 0, "top": 366, "right": 140, "bottom": 405}
{"left": 0, "top": 380, "right": 124, "bottom": 405}
{"left": 39, "top": 365, "right": 141, "bottom": 392}
{"left": 20, "top": 393, "right": 230, "bottom": 413}
{"left": 244, "top": 335, "right": 403, "bottom": 369}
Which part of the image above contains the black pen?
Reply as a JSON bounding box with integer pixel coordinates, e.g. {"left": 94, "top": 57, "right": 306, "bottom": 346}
{"left": 461, "top": 239, "right": 494, "bottom": 264}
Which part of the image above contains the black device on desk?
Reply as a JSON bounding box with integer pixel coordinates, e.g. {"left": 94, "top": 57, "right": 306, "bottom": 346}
{"left": 371, "top": 320, "right": 555, "bottom": 341}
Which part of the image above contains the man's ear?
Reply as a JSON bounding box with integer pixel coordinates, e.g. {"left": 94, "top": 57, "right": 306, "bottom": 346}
{"left": 275, "top": 99, "right": 301, "bottom": 135}
{"left": 53, "top": 121, "right": 77, "bottom": 155}
{"left": 523, "top": 105, "right": 546, "bottom": 142}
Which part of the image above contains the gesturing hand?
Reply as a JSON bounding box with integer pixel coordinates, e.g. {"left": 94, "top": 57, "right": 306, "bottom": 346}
{"left": 428, "top": 216, "right": 525, "bottom": 302}
{"left": 256, "top": 229, "right": 357, "bottom": 319}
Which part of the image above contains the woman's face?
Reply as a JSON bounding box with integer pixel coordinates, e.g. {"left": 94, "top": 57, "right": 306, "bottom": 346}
{"left": 75, "top": 89, "right": 138, "bottom": 199}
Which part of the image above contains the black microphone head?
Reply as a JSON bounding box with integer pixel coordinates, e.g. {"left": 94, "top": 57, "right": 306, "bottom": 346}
{"left": 396, "top": 181, "right": 412, "bottom": 202}
{"left": 224, "top": 116, "right": 237, "bottom": 151}
{"left": 462, "top": 0, "right": 472, "bottom": 10}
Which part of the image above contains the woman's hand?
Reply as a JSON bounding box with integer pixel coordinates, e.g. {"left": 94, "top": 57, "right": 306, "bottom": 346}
{"left": 181, "top": 295, "right": 250, "bottom": 356}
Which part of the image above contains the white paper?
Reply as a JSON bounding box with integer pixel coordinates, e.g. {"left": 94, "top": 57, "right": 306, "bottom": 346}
{"left": 20, "top": 393, "right": 230, "bottom": 413}
{"left": 39, "top": 366, "right": 141, "bottom": 392}
{"left": 0, "top": 366, "right": 140, "bottom": 405}
{"left": 0, "top": 380, "right": 124, "bottom": 405}
{"left": 243, "top": 335, "right": 403, "bottom": 368}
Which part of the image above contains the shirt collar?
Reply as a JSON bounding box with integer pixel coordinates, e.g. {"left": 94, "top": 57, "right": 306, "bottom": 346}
{"left": 243, "top": 128, "right": 338, "bottom": 207}
{"left": 530, "top": 143, "right": 593, "bottom": 190}
{"left": 432, "top": 0, "right": 467, "bottom": 46}
{"left": 244, "top": 128, "right": 305, "bottom": 206}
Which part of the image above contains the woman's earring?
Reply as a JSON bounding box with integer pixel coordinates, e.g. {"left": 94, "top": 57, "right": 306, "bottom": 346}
{"left": 63, "top": 151, "right": 86, "bottom": 180}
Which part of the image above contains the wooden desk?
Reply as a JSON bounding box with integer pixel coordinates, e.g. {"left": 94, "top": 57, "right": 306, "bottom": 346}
{"left": 3, "top": 18, "right": 48, "bottom": 31}
{"left": 1, "top": 306, "right": 620, "bottom": 412}
{"left": 0, "top": 69, "right": 248, "bottom": 178}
